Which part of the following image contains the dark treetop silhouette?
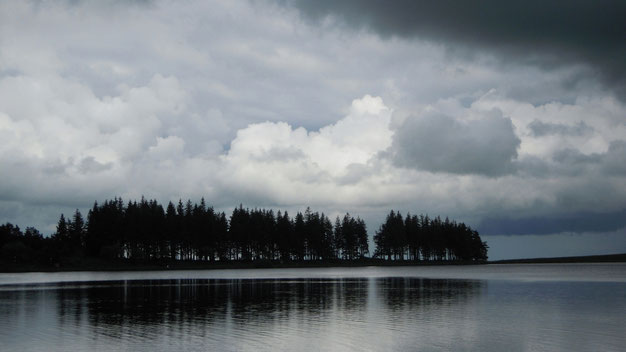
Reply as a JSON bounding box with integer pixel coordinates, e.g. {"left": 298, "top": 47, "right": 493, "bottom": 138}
{"left": 0, "top": 197, "right": 487, "bottom": 268}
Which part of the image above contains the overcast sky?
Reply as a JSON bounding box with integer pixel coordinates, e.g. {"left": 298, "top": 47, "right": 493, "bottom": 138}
{"left": 1, "top": 0, "right": 625, "bottom": 260}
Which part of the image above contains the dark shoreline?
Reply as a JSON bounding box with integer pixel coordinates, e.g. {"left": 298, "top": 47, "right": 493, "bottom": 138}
{"left": 0, "top": 258, "right": 485, "bottom": 273}
{"left": 489, "top": 253, "right": 626, "bottom": 264}
{"left": 1, "top": 253, "right": 625, "bottom": 273}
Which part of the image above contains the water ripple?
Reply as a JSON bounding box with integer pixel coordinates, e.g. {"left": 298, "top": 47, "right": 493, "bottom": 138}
{"left": 0, "top": 267, "right": 625, "bottom": 351}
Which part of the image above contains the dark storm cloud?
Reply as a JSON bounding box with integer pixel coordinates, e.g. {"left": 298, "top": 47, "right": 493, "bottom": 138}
{"left": 603, "top": 141, "right": 626, "bottom": 175}
{"left": 78, "top": 157, "right": 113, "bottom": 174}
{"left": 528, "top": 120, "right": 593, "bottom": 137}
{"left": 552, "top": 148, "right": 600, "bottom": 165}
{"left": 390, "top": 111, "right": 520, "bottom": 176}
{"left": 552, "top": 141, "right": 626, "bottom": 176}
{"left": 287, "top": 0, "right": 626, "bottom": 98}
{"left": 516, "top": 140, "right": 626, "bottom": 178}
{"left": 479, "top": 209, "right": 626, "bottom": 235}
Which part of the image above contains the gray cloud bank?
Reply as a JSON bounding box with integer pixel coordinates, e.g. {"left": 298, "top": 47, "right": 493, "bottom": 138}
{"left": 0, "top": 1, "right": 625, "bottom": 259}
{"left": 528, "top": 120, "right": 593, "bottom": 137}
{"left": 516, "top": 140, "right": 626, "bottom": 178}
{"left": 554, "top": 141, "right": 626, "bottom": 176}
{"left": 287, "top": 0, "right": 626, "bottom": 98}
{"left": 479, "top": 209, "right": 626, "bottom": 235}
{"left": 391, "top": 111, "right": 520, "bottom": 176}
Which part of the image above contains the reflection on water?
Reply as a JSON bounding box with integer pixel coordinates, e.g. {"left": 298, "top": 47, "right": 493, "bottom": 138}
{"left": 0, "top": 278, "right": 483, "bottom": 351}
{"left": 83, "top": 279, "right": 373, "bottom": 332}
{"left": 1, "top": 270, "right": 625, "bottom": 351}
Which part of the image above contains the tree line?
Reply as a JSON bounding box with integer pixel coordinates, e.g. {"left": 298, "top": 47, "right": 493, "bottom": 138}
{"left": 0, "top": 197, "right": 487, "bottom": 267}
{"left": 374, "top": 210, "right": 488, "bottom": 261}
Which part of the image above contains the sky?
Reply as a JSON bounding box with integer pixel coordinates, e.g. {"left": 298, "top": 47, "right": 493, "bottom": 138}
{"left": 1, "top": 0, "right": 625, "bottom": 260}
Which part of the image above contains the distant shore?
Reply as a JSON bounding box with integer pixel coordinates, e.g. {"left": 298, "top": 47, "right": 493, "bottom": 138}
{"left": 1, "top": 253, "right": 625, "bottom": 273}
{"left": 0, "top": 258, "right": 483, "bottom": 273}
{"left": 489, "top": 253, "right": 626, "bottom": 264}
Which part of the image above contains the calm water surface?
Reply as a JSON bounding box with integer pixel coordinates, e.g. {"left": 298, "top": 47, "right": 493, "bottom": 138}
{"left": 1, "top": 264, "right": 625, "bottom": 351}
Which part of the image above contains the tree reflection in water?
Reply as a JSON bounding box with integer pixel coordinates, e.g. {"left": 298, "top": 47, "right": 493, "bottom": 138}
{"left": 43, "top": 278, "right": 483, "bottom": 347}
{"left": 2, "top": 267, "right": 624, "bottom": 352}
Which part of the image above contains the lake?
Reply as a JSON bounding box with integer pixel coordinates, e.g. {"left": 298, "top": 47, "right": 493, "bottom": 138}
{"left": 1, "top": 264, "right": 625, "bottom": 351}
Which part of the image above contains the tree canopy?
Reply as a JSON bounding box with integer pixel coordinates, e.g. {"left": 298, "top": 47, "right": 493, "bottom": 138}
{"left": 0, "top": 198, "right": 487, "bottom": 268}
